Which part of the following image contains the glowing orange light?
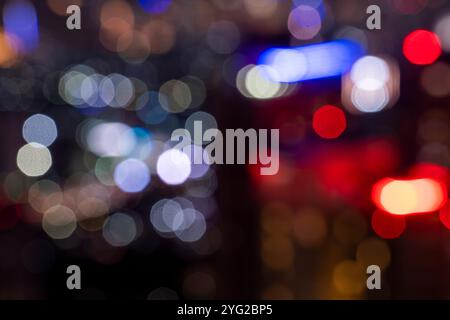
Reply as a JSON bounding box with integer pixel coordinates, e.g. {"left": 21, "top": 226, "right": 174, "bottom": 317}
{"left": 372, "top": 177, "right": 447, "bottom": 215}
{"left": 0, "top": 30, "right": 18, "bottom": 67}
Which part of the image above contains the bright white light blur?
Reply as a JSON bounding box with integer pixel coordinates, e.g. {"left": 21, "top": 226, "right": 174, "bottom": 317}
{"left": 350, "top": 56, "right": 389, "bottom": 90}
{"left": 351, "top": 85, "right": 389, "bottom": 113}
{"left": 259, "top": 41, "right": 364, "bottom": 83}
{"left": 244, "top": 65, "right": 282, "bottom": 99}
{"left": 265, "top": 49, "right": 308, "bottom": 83}
{"left": 342, "top": 55, "right": 399, "bottom": 114}
{"left": 17, "top": 143, "right": 52, "bottom": 177}
{"left": 157, "top": 148, "right": 191, "bottom": 185}
{"left": 22, "top": 114, "right": 58, "bottom": 147}
{"left": 103, "top": 212, "right": 137, "bottom": 247}
{"left": 114, "top": 158, "right": 150, "bottom": 193}
{"left": 87, "top": 122, "right": 137, "bottom": 157}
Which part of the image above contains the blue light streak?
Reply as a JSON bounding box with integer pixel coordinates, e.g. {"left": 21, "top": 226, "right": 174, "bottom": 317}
{"left": 258, "top": 40, "right": 364, "bottom": 83}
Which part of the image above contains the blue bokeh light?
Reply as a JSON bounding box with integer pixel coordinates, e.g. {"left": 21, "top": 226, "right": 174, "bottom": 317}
{"left": 114, "top": 158, "right": 151, "bottom": 193}
{"left": 3, "top": 0, "right": 39, "bottom": 52}
{"left": 258, "top": 40, "right": 364, "bottom": 83}
{"left": 138, "top": 0, "right": 172, "bottom": 14}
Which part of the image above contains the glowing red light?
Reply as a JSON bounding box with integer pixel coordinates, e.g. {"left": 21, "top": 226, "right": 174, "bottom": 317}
{"left": 361, "top": 139, "right": 399, "bottom": 175}
{"left": 403, "top": 30, "right": 441, "bottom": 65}
{"left": 371, "top": 210, "right": 406, "bottom": 239}
{"left": 409, "top": 162, "right": 449, "bottom": 187}
{"left": 312, "top": 105, "right": 346, "bottom": 139}
{"left": 439, "top": 201, "right": 450, "bottom": 230}
{"left": 372, "top": 177, "right": 446, "bottom": 215}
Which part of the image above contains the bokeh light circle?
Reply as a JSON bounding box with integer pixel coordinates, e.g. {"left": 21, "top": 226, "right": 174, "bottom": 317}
{"left": 371, "top": 210, "right": 406, "bottom": 239}
{"left": 157, "top": 149, "right": 191, "bottom": 185}
{"left": 114, "top": 158, "right": 150, "bottom": 193}
{"left": 312, "top": 105, "right": 347, "bottom": 139}
{"left": 403, "top": 30, "right": 441, "bottom": 65}
{"left": 17, "top": 143, "right": 52, "bottom": 177}
{"left": 22, "top": 114, "right": 58, "bottom": 147}
{"left": 42, "top": 205, "right": 77, "bottom": 239}
{"left": 288, "top": 5, "right": 322, "bottom": 40}
{"left": 103, "top": 212, "right": 137, "bottom": 247}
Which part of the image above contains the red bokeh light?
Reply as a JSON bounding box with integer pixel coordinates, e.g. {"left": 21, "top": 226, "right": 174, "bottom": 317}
{"left": 361, "top": 139, "right": 399, "bottom": 176}
{"left": 439, "top": 201, "right": 450, "bottom": 230}
{"left": 312, "top": 105, "right": 346, "bottom": 139}
{"left": 371, "top": 209, "right": 406, "bottom": 239}
{"left": 403, "top": 29, "right": 441, "bottom": 65}
{"left": 408, "top": 162, "right": 449, "bottom": 187}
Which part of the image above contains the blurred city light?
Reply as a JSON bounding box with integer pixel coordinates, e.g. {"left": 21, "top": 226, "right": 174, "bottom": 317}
{"left": 22, "top": 114, "right": 58, "bottom": 147}
{"left": 17, "top": 143, "right": 52, "bottom": 177}
{"left": 3, "top": 0, "right": 39, "bottom": 52}
{"left": 114, "top": 158, "right": 151, "bottom": 193}
{"left": 0, "top": 0, "right": 449, "bottom": 301}
{"left": 157, "top": 148, "right": 192, "bottom": 185}
{"left": 342, "top": 55, "right": 400, "bottom": 113}
{"left": 372, "top": 178, "right": 447, "bottom": 215}
{"left": 258, "top": 40, "right": 364, "bottom": 83}
{"left": 403, "top": 29, "right": 442, "bottom": 65}
{"left": 312, "top": 105, "right": 347, "bottom": 139}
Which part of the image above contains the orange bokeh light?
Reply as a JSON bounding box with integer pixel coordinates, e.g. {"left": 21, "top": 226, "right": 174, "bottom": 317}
{"left": 0, "top": 30, "right": 19, "bottom": 67}
{"left": 371, "top": 178, "right": 447, "bottom": 215}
